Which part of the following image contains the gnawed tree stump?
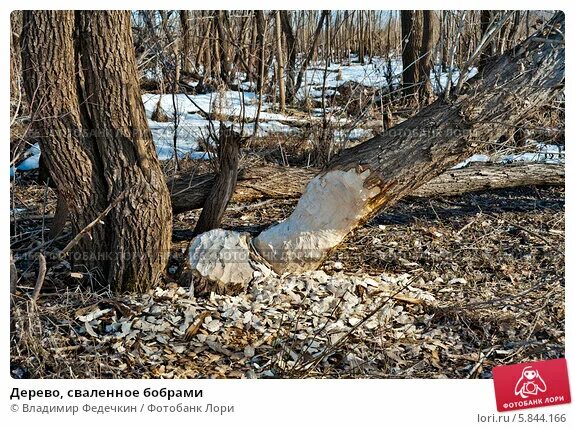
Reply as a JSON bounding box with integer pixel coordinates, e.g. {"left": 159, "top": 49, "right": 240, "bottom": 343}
{"left": 188, "top": 229, "right": 273, "bottom": 295}
{"left": 193, "top": 126, "right": 242, "bottom": 235}
{"left": 188, "top": 13, "right": 564, "bottom": 293}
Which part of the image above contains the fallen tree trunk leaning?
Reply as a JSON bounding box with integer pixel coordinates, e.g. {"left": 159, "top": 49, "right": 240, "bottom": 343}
{"left": 170, "top": 162, "right": 564, "bottom": 213}
{"left": 188, "top": 13, "right": 564, "bottom": 292}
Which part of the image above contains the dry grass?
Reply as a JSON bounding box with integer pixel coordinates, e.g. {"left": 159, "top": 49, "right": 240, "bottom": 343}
{"left": 11, "top": 179, "right": 564, "bottom": 379}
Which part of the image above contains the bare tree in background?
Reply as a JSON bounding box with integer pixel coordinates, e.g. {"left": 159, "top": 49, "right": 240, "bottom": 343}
{"left": 275, "top": 10, "right": 286, "bottom": 112}
{"left": 401, "top": 10, "right": 436, "bottom": 104}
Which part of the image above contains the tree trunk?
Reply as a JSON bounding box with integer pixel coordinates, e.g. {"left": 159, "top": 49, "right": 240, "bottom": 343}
{"left": 170, "top": 163, "right": 564, "bottom": 214}
{"left": 214, "top": 10, "right": 231, "bottom": 86}
{"left": 193, "top": 127, "right": 242, "bottom": 235}
{"left": 255, "top": 11, "right": 266, "bottom": 94}
{"left": 188, "top": 12, "right": 564, "bottom": 290}
{"left": 211, "top": 16, "right": 222, "bottom": 85}
{"left": 280, "top": 11, "right": 297, "bottom": 102}
{"left": 180, "top": 10, "right": 193, "bottom": 72}
{"left": 21, "top": 11, "right": 109, "bottom": 267}
{"left": 478, "top": 10, "right": 493, "bottom": 72}
{"left": 418, "top": 11, "right": 435, "bottom": 103}
{"left": 408, "top": 163, "right": 564, "bottom": 198}
{"left": 10, "top": 11, "right": 22, "bottom": 106}
{"left": 275, "top": 11, "right": 286, "bottom": 112}
{"left": 441, "top": 12, "right": 450, "bottom": 70}
{"left": 401, "top": 10, "right": 423, "bottom": 100}
{"left": 22, "top": 11, "right": 172, "bottom": 293}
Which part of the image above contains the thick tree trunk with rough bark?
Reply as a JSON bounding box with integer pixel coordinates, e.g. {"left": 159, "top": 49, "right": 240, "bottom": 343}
{"left": 22, "top": 11, "right": 172, "bottom": 293}
{"left": 188, "top": 13, "right": 564, "bottom": 292}
{"left": 21, "top": 11, "right": 109, "bottom": 263}
{"left": 77, "top": 12, "right": 172, "bottom": 292}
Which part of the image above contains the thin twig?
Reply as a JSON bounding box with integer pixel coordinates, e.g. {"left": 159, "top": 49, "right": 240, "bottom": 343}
{"left": 484, "top": 213, "right": 560, "bottom": 252}
{"left": 31, "top": 253, "right": 47, "bottom": 302}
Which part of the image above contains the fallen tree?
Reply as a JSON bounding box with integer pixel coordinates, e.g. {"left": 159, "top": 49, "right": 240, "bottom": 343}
{"left": 170, "top": 162, "right": 564, "bottom": 213}
{"left": 188, "top": 13, "right": 564, "bottom": 292}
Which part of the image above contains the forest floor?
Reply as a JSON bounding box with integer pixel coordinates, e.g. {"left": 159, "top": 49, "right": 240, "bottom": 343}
{"left": 10, "top": 169, "right": 564, "bottom": 378}
{"left": 10, "top": 57, "right": 565, "bottom": 379}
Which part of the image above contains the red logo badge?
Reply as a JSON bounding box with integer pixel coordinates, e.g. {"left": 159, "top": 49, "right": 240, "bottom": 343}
{"left": 493, "top": 358, "right": 571, "bottom": 411}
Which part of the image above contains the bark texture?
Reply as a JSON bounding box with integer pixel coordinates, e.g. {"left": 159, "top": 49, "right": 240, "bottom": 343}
{"left": 170, "top": 163, "right": 564, "bottom": 213}
{"left": 401, "top": 10, "right": 435, "bottom": 102}
{"left": 21, "top": 11, "right": 109, "bottom": 262}
{"left": 180, "top": 10, "right": 193, "bottom": 72}
{"left": 193, "top": 127, "right": 242, "bottom": 235}
{"left": 10, "top": 11, "right": 22, "bottom": 103}
{"left": 280, "top": 11, "right": 297, "bottom": 102}
{"left": 21, "top": 11, "right": 172, "bottom": 292}
{"left": 77, "top": 11, "right": 172, "bottom": 292}
{"left": 418, "top": 11, "right": 435, "bottom": 102}
{"left": 401, "top": 11, "right": 423, "bottom": 98}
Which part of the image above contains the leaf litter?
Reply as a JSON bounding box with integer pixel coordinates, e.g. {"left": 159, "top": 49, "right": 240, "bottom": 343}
{"left": 10, "top": 185, "right": 564, "bottom": 379}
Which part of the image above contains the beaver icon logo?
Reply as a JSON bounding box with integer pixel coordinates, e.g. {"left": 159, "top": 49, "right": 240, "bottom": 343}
{"left": 514, "top": 366, "right": 547, "bottom": 399}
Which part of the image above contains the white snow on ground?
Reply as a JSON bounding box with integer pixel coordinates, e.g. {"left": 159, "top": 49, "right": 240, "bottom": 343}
{"left": 296, "top": 56, "right": 402, "bottom": 98}
{"left": 9, "top": 58, "right": 557, "bottom": 173}
{"left": 296, "top": 56, "right": 477, "bottom": 101}
{"left": 142, "top": 91, "right": 300, "bottom": 160}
